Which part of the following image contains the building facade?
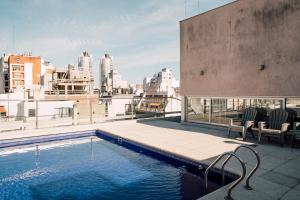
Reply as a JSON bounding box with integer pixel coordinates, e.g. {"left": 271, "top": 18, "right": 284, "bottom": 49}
{"left": 0, "top": 53, "right": 58, "bottom": 96}
{"left": 100, "top": 54, "right": 113, "bottom": 94}
{"left": 78, "top": 51, "right": 93, "bottom": 80}
{"left": 99, "top": 54, "right": 132, "bottom": 95}
{"left": 46, "top": 52, "right": 94, "bottom": 95}
{"left": 139, "top": 68, "right": 180, "bottom": 113}
{"left": 0, "top": 55, "right": 9, "bottom": 93}
{"left": 7, "top": 54, "right": 41, "bottom": 91}
{"left": 180, "top": 0, "right": 300, "bottom": 125}
{"left": 41, "top": 59, "right": 55, "bottom": 92}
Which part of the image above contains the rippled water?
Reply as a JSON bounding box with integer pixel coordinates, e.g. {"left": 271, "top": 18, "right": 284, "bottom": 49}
{"left": 0, "top": 137, "right": 217, "bottom": 200}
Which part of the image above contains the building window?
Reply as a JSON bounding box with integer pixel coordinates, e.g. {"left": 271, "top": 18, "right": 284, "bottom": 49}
{"left": 55, "top": 107, "right": 71, "bottom": 118}
{"left": 186, "top": 97, "right": 284, "bottom": 125}
{"left": 286, "top": 98, "right": 300, "bottom": 119}
{"left": 251, "top": 98, "right": 284, "bottom": 114}
{"left": 187, "top": 97, "right": 211, "bottom": 123}
{"left": 28, "top": 109, "right": 36, "bottom": 117}
{"left": 12, "top": 65, "right": 23, "bottom": 71}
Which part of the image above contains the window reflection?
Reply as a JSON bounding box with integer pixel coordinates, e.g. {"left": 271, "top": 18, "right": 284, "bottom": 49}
{"left": 186, "top": 97, "right": 285, "bottom": 125}
{"left": 251, "top": 99, "right": 283, "bottom": 114}
{"left": 211, "top": 98, "right": 250, "bottom": 124}
{"left": 211, "top": 98, "right": 226, "bottom": 124}
{"left": 187, "top": 97, "right": 210, "bottom": 122}
{"left": 286, "top": 98, "right": 300, "bottom": 118}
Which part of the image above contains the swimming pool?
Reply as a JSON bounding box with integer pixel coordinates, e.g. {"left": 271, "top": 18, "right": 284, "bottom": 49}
{"left": 0, "top": 131, "right": 236, "bottom": 200}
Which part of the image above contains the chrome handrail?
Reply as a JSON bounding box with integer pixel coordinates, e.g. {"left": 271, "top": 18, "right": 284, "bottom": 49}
{"left": 204, "top": 152, "right": 246, "bottom": 200}
{"left": 221, "top": 145, "right": 260, "bottom": 190}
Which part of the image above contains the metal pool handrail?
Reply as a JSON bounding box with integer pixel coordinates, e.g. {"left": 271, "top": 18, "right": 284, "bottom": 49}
{"left": 204, "top": 152, "right": 246, "bottom": 200}
{"left": 221, "top": 145, "right": 260, "bottom": 190}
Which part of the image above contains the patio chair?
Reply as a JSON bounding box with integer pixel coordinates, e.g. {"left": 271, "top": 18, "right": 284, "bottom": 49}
{"left": 254, "top": 108, "right": 268, "bottom": 127}
{"left": 258, "top": 109, "right": 289, "bottom": 146}
{"left": 228, "top": 107, "right": 257, "bottom": 141}
{"left": 251, "top": 108, "right": 268, "bottom": 134}
{"left": 284, "top": 109, "right": 298, "bottom": 142}
{"left": 291, "top": 122, "right": 300, "bottom": 147}
{"left": 285, "top": 109, "right": 298, "bottom": 130}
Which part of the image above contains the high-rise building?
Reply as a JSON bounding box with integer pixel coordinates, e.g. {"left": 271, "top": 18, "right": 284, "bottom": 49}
{"left": 100, "top": 54, "right": 113, "bottom": 93}
{"left": 99, "top": 53, "right": 133, "bottom": 95}
{"left": 78, "top": 51, "right": 93, "bottom": 80}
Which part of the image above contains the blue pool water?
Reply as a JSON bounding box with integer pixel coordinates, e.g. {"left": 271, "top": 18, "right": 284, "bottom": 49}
{"left": 0, "top": 136, "right": 229, "bottom": 200}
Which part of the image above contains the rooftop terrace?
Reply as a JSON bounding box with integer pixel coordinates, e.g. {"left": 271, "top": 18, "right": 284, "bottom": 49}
{"left": 1, "top": 118, "right": 299, "bottom": 199}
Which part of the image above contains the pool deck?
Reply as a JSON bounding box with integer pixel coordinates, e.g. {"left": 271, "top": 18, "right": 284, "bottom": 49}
{"left": 0, "top": 118, "right": 300, "bottom": 200}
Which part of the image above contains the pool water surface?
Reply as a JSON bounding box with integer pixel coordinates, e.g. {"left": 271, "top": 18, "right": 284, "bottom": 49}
{"left": 0, "top": 136, "right": 230, "bottom": 200}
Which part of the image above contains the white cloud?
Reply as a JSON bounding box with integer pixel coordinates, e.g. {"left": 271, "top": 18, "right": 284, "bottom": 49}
{"left": 115, "top": 40, "right": 179, "bottom": 70}
{"left": 2, "top": 0, "right": 234, "bottom": 83}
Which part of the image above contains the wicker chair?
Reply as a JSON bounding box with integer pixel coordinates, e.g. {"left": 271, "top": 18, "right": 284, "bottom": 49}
{"left": 258, "top": 109, "right": 289, "bottom": 146}
{"left": 228, "top": 107, "right": 257, "bottom": 141}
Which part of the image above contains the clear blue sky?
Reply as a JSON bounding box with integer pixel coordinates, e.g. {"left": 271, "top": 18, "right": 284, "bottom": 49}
{"left": 0, "top": 0, "right": 234, "bottom": 85}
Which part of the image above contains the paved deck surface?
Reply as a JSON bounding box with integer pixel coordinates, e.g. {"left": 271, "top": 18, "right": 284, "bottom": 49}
{"left": 0, "top": 118, "right": 299, "bottom": 200}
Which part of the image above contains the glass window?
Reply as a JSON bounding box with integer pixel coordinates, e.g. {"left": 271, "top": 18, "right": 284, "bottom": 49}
{"left": 224, "top": 98, "right": 251, "bottom": 124}
{"left": 286, "top": 98, "right": 300, "bottom": 118}
{"left": 211, "top": 98, "right": 222, "bottom": 124}
{"left": 28, "top": 109, "right": 36, "bottom": 117}
{"left": 56, "top": 107, "right": 71, "bottom": 118}
{"left": 251, "top": 98, "right": 284, "bottom": 114}
{"left": 12, "top": 65, "right": 23, "bottom": 71}
{"left": 187, "top": 97, "right": 210, "bottom": 123}
{"left": 186, "top": 97, "right": 284, "bottom": 125}
{"left": 210, "top": 98, "right": 251, "bottom": 124}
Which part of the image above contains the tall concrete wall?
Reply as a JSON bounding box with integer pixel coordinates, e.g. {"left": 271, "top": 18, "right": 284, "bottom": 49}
{"left": 180, "top": 0, "right": 300, "bottom": 97}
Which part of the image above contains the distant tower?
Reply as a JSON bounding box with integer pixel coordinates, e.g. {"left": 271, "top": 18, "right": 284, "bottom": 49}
{"left": 100, "top": 54, "right": 113, "bottom": 93}
{"left": 78, "top": 51, "right": 93, "bottom": 80}
{"left": 78, "top": 51, "right": 93, "bottom": 93}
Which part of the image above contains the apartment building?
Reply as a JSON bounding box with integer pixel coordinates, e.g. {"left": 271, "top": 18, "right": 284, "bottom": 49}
{"left": 8, "top": 53, "right": 41, "bottom": 92}
{"left": 139, "top": 68, "right": 180, "bottom": 112}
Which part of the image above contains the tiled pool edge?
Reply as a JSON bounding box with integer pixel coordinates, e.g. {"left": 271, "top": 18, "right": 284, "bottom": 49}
{"left": 95, "top": 130, "right": 239, "bottom": 179}
{"left": 0, "top": 127, "right": 243, "bottom": 199}
{"left": 0, "top": 130, "right": 96, "bottom": 148}
{"left": 0, "top": 128, "right": 239, "bottom": 180}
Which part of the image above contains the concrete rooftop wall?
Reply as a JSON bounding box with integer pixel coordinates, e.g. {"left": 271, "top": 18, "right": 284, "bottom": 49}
{"left": 180, "top": 0, "right": 300, "bottom": 97}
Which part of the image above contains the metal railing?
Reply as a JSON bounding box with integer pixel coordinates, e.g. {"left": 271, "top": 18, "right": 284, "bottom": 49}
{"left": 221, "top": 145, "right": 260, "bottom": 190}
{"left": 0, "top": 96, "right": 181, "bottom": 131}
{"left": 44, "top": 90, "right": 99, "bottom": 95}
{"left": 204, "top": 152, "right": 246, "bottom": 200}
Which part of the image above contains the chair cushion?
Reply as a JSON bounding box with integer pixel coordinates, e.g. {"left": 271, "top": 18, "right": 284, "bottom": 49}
{"left": 229, "top": 124, "right": 243, "bottom": 132}
{"left": 262, "top": 129, "right": 281, "bottom": 134}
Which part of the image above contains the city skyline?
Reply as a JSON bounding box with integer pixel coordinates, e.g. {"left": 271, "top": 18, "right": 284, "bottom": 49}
{"left": 0, "top": 0, "right": 234, "bottom": 85}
